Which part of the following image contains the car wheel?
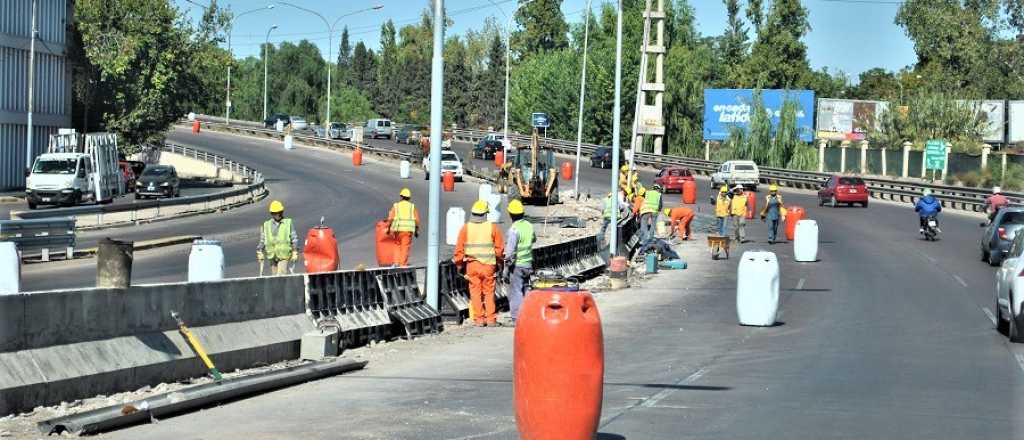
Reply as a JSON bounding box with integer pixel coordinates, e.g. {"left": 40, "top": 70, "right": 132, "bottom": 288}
{"left": 997, "top": 296, "right": 1010, "bottom": 335}
{"left": 27, "top": 201, "right": 36, "bottom": 210}
{"left": 602, "top": 159, "right": 608, "bottom": 168}
{"left": 424, "top": 171, "right": 429, "bottom": 180}
{"left": 1010, "top": 295, "right": 1024, "bottom": 342}
{"left": 861, "top": 201, "right": 869, "bottom": 208}
{"left": 818, "top": 197, "right": 825, "bottom": 207}
{"left": 982, "top": 248, "right": 990, "bottom": 262}
{"left": 988, "top": 251, "right": 1002, "bottom": 267}
{"left": 830, "top": 196, "right": 838, "bottom": 208}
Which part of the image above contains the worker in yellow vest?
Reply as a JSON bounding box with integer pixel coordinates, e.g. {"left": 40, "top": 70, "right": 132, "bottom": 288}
{"left": 729, "top": 185, "right": 748, "bottom": 243}
{"left": 385, "top": 188, "right": 420, "bottom": 266}
{"left": 454, "top": 200, "right": 505, "bottom": 326}
{"left": 257, "top": 200, "right": 298, "bottom": 275}
{"left": 503, "top": 199, "right": 534, "bottom": 325}
{"left": 640, "top": 184, "right": 663, "bottom": 241}
{"left": 713, "top": 186, "right": 730, "bottom": 236}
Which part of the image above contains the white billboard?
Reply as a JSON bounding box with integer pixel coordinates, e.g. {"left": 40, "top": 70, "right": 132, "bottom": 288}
{"left": 959, "top": 100, "right": 1005, "bottom": 144}
{"left": 1010, "top": 101, "right": 1024, "bottom": 144}
{"left": 815, "top": 98, "right": 889, "bottom": 141}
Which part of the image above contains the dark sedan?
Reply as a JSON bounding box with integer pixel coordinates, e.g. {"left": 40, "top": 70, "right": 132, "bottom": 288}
{"left": 590, "top": 146, "right": 623, "bottom": 169}
{"left": 473, "top": 139, "right": 502, "bottom": 160}
{"left": 982, "top": 207, "right": 1024, "bottom": 266}
{"left": 264, "top": 113, "right": 290, "bottom": 129}
{"left": 136, "top": 165, "right": 181, "bottom": 199}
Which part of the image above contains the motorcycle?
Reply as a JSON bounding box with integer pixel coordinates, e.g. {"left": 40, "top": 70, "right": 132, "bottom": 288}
{"left": 923, "top": 215, "right": 940, "bottom": 241}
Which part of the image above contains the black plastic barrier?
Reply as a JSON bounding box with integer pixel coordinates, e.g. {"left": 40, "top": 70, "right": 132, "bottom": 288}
{"left": 439, "top": 261, "right": 471, "bottom": 324}
{"left": 375, "top": 269, "right": 443, "bottom": 338}
{"left": 305, "top": 270, "right": 391, "bottom": 347}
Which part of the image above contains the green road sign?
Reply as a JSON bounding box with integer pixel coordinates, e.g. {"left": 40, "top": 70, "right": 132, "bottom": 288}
{"left": 925, "top": 140, "right": 947, "bottom": 171}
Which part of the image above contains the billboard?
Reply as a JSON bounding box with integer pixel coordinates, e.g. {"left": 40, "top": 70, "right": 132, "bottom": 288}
{"left": 815, "top": 99, "right": 889, "bottom": 141}
{"left": 958, "top": 100, "right": 1005, "bottom": 144}
{"left": 703, "top": 89, "right": 816, "bottom": 142}
{"left": 1010, "top": 101, "right": 1024, "bottom": 144}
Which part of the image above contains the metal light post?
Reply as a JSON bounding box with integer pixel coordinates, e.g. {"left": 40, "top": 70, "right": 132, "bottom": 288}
{"left": 262, "top": 25, "right": 278, "bottom": 121}
{"left": 502, "top": 0, "right": 534, "bottom": 145}
{"left": 425, "top": 0, "right": 445, "bottom": 309}
{"left": 26, "top": 0, "right": 37, "bottom": 172}
{"left": 279, "top": 3, "right": 383, "bottom": 135}
{"left": 226, "top": 5, "right": 275, "bottom": 125}
{"left": 573, "top": 0, "right": 593, "bottom": 196}
{"left": 609, "top": 0, "right": 624, "bottom": 256}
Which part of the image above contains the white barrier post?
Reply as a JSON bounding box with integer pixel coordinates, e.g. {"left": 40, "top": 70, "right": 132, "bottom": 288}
{"left": 446, "top": 207, "right": 465, "bottom": 246}
{"left": 817, "top": 139, "right": 826, "bottom": 173}
{"left": 981, "top": 144, "right": 991, "bottom": 171}
{"left": 794, "top": 220, "right": 819, "bottom": 262}
{"left": 881, "top": 147, "right": 887, "bottom": 176}
{"left": 902, "top": 141, "right": 912, "bottom": 178}
{"left": 736, "top": 251, "right": 779, "bottom": 327}
{"left": 860, "top": 140, "right": 868, "bottom": 175}
{"left": 941, "top": 144, "right": 951, "bottom": 181}
{"left": 400, "top": 160, "right": 411, "bottom": 179}
{"left": 0, "top": 242, "right": 20, "bottom": 294}
{"left": 188, "top": 240, "right": 225, "bottom": 282}
{"left": 840, "top": 141, "right": 849, "bottom": 173}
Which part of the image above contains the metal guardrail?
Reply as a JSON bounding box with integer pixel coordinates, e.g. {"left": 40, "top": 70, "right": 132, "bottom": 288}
{"left": 194, "top": 119, "right": 415, "bottom": 162}
{"left": 0, "top": 217, "right": 76, "bottom": 261}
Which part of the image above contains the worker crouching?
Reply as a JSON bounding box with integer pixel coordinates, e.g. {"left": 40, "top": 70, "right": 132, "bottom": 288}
{"left": 454, "top": 200, "right": 505, "bottom": 326}
{"left": 257, "top": 200, "right": 298, "bottom": 275}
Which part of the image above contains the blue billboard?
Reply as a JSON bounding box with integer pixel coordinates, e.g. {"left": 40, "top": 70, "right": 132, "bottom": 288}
{"left": 703, "top": 89, "right": 816, "bottom": 142}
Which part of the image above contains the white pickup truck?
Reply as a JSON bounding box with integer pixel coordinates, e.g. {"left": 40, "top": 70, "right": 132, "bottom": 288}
{"left": 25, "top": 132, "right": 123, "bottom": 209}
{"left": 710, "top": 160, "right": 760, "bottom": 191}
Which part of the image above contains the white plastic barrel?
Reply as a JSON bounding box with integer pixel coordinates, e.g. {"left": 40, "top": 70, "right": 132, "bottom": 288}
{"left": 284, "top": 134, "right": 294, "bottom": 150}
{"left": 188, "top": 240, "right": 225, "bottom": 282}
{"left": 0, "top": 242, "right": 20, "bottom": 294}
{"left": 736, "top": 250, "right": 780, "bottom": 326}
{"left": 399, "top": 160, "right": 411, "bottom": 179}
{"left": 478, "top": 184, "right": 492, "bottom": 203}
{"left": 487, "top": 193, "right": 503, "bottom": 223}
{"left": 794, "top": 220, "right": 819, "bottom": 262}
{"left": 446, "top": 207, "right": 466, "bottom": 246}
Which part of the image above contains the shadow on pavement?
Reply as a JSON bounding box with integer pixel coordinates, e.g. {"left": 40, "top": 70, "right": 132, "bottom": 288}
{"left": 341, "top": 375, "right": 730, "bottom": 391}
{"left": 597, "top": 433, "right": 626, "bottom": 440}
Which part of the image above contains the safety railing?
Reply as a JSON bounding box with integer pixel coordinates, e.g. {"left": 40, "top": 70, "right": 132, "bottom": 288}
{"left": 0, "top": 217, "right": 76, "bottom": 261}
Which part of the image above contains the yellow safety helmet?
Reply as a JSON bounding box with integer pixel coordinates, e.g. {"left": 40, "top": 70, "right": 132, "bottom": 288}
{"left": 663, "top": 208, "right": 672, "bottom": 216}
{"left": 471, "top": 200, "right": 489, "bottom": 215}
{"left": 508, "top": 199, "right": 525, "bottom": 215}
{"left": 719, "top": 186, "right": 729, "bottom": 193}
{"left": 769, "top": 184, "right": 779, "bottom": 192}
{"left": 400, "top": 188, "right": 412, "bottom": 198}
{"left": 620, "top": 165, "right": 630, "bottom": 173}
{"left": 269, "top": 200, "right": 285, "bottom": 213}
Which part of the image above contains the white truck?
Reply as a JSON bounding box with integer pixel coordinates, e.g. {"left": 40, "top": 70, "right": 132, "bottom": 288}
{"left": 710, "top": 160, "right": 760, "bottom": 191}
{"left": 25, "top": 132, "right": 124, "bottom": 209}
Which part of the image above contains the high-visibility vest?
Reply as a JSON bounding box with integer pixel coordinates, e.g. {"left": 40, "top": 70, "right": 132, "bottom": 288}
{"left": 641, "top": 190, "right": 661, "bottom": 214}
{"left": 390, "top": 200, "right": 417, "bottom": 232}
{"left": 262, "top": 218, "right": 293, "bottom": 260}
{"left": 730, "top": 193, "right": 747, "bottom": 216}
{"left": 715, "top": 195, "right": 730, "bottom": 217}
{"left": 603, "top": 196, "right": 613, "bottom": 219}
{"left": 511, "top": 219, "right": 534, "bottom": 265}
{"left": 465, "top": 222, "right": 497, "bottom": 265}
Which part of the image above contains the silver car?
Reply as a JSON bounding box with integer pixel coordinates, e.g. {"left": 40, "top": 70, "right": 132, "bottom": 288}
{"left": 981, "top": 208, "right": 1024, "bottom": 266}
{"left": 289, "top": 116, "right": 309, "bottom": 131}
{"left": 995, "top": 230, "right": 1024, "bottom": 341}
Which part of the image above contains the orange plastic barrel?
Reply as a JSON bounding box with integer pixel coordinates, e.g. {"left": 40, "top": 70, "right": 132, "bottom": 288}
{"left": 785, "top": 206, "right": 805, "bottom": 241}
{"left": 352, "top": 147, "right": 363, "bottom": 166}
{"left": 375, "top": 220, "right": 397, "bottom": 266}
{"left": 495, "top": 151, "right": 505, "bottom": 167}
{"left": 745, "top": 191, "right": 757, "bottom": 220}
{"left": 514, "top": 290, "right": 603, "bottom": 440}
{"left": 681, "top": 180, "right": 697, "bottom": 204}
{"left": 192, "top": 120, "right": 201, "bottom": 134}
{"left": 303, "top": 226, "right": 340, "bottom": 273}
{"left": 443, "top": 172, "right": 455, "bottom": 192}
{"left": 561, "top": 161, "right": 573, "bottom": 181}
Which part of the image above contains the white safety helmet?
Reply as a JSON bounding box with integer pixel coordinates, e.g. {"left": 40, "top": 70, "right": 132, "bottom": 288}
{"left": 923, "top": 189, "right": 933, "bottom": 197}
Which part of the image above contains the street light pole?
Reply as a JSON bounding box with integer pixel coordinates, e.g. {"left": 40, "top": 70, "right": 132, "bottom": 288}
{"left": 263, "top": 25, "right": 278, "bottom": 121}
{"left": 609, "top": 0, "right": 624, "bottom": 257}
{"left": 26, "top": 0, "right": 37, "bottom": 172}
{"left": 573, "top": 0, "right": 593, "bottom": 196}
{"left": 226, "top": 5, "right": 275, "bottom": 126}
{"left": 503, "top": 0, "right": 534, "bottom": 145}
{"left": 425, "top": 0, "right": 445, "bottom": 310}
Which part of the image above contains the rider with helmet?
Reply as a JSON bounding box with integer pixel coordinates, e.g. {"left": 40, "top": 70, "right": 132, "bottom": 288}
{"left": 914, "top": 189, "right": 942, "bottom": 234}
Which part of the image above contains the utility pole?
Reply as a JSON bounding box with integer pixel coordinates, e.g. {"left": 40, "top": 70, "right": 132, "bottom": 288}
{"left": 573, "top": 0, "right": 593, "bottom": 196}
{"left": 425, "top": 0, "right": 445, "bottom": 310}
{"left": 628, "top": 0, "right": 666, "bottom": 171}
{"left": 26, "top": 0, "right": 37, "bottom": 173}
{"left": 609, "top": 0, "right": 624, "bottom": 256}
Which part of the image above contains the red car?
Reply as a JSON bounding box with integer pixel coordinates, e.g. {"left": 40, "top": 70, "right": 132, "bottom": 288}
{"left": 818, "top": 175, "right": 869, "bottom": 207}
{"left": 653, "top": 166, "right": 695, "bottom": 193}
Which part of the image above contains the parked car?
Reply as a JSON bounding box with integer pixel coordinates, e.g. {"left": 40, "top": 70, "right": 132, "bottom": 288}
{"left": 135, "top": 165, "right": 180, "bottom": 199}
{"left": 710, "top": 160, "right": 759, "bottom": 191}
{"left": 316, "top": 122, "right": 351, "bottom": 140}
{"left": 396, "top": 125, "right": 422, "bottom": 144}
{"left": 118, "top": 161, "right": 138, "bottom": 192}
{"left": 423, "top": 150, "right": 464, "bottom": 181}
{"left": 473, "top": 140, "right": 502, "bottom": 160}
{"left": 366, "top": 118, "right": 393, "bottom": 139}
{"left": 817, "top": 175, "right": 869, "bottom": 208}
{"left": 289, "top": 116, "right": 309, "bottom": 131}
{"left": 653, "top": 166, "right": 695, "bottom": 193}
{"left": 264, "top": 113, "right": 290, "bottom": 129}
{"left": 994, "top": 229, "right": 1024, "bottom": 341}
{"left": 590, "top": 147, "right": 623, "bottom": 169}
{"left": 982, "top": 207, "right": 1024, "bottom": 266}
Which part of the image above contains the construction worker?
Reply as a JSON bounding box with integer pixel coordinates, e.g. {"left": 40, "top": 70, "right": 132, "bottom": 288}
{"left": 631, "top": 183, "right": 646, "bottom": 216}
{"left": 454, "top": 200, "right": 505, "bottom": 327}
{"left": 760, "top": 184, "right": 786, "bottom": 244}
{"left": 257, "top": 200, "right": 298, "bottom": 275}
{"left": 385, "top": 188, "right": 420, "bottom": 266}
{"left": 730, "top": 185, "right": 748, "bottom": 243}
{"left": 601, "top": 190, "right": 629, "bottom": 238}
{"left": 664, "top": 206, "right": 695, "bottom": 241}
{"left": 503, "top": 199, "right": 533, "bottom": 325}
{"left": 640, "top": 184, "right": 663, "bottom": 241}
{"left": 714, "top": 185, "right": 730, "bottom": 236}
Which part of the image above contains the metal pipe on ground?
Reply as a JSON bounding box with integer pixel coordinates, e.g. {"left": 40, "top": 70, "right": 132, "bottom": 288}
{"left": 96, "top": 238, "right": 133, "bottom": 288}
{"left": 37, "top": 358, "right": 368, "bottom": 436}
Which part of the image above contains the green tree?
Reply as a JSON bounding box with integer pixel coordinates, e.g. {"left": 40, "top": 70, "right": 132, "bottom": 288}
{"left": 475, "top": 34, "right": 506, "bottom": 129}
{"left": 743, "top": 0, "right": 811, "bottom": 89}
{"left": 747, "top": 0, "right": 765, "bottom": 35}
{"left": 376, "top": 20, "right": 400, "bottom": 117}
{"left": 335, "top": 26, "right": 352, "bottom": 88}
{"left": 852, "top": 68, "right": 900, "bottom": 101}
{"left": 508, "top": 49, "right": 579, "bottom": 140}
{"left": 514, "top": 0, "right": 570, "bottom": 56}
{"left": 445, "top": 37, "right": 473, "bottom": 127}
{"left": 319, "top": 86, "right": 377, "bottom": 123}
{"left": 720, "top": 0, "right": 748, "bottom": 86}
{"left": 351, "top": 42, "right": 377, "bottom": 91}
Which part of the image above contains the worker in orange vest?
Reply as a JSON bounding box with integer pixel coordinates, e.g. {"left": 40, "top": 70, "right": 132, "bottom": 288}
{"left": 454, "top": 200, "right": 505, "bottom": 326}
{"left": 385, "top": 188, "right": 420, "bottom": 266}
{"left": 663, "top": 206, "right": 695, "bottom": 241}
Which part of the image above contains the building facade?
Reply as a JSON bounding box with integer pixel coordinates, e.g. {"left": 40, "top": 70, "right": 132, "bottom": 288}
{"left": 0, "top": 0, "right": 72, "bottom": 190}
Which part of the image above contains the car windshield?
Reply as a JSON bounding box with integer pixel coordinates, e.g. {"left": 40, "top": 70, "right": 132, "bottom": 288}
{"left": 33, "top": 158, "right": 77, "bottom": 174}
{"left": 734, "top": 164, "right": 756, "bottom": 171}
{"left": 441, "top": 153, "right": 458, "bottom": 162}
{"left": 839, "top": 177, "right": 865, "bottom": 185}
{"left": 142, "top": 167, "right": 171, "bottom": 177}
{"left": 331, "top": 123, "right": 344, "bottom": 129}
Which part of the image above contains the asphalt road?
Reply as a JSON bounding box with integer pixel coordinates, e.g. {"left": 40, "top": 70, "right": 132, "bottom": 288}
{"left": 0, "top": 184, "right": 223, "bottom": 222}
{"left": 94, "top": 132, "right": 1024, "bottom": 439}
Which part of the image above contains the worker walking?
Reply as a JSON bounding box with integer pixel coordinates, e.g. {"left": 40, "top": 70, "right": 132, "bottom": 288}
{"left": 454, "top": 200, "right": 505, "bottom": 327}
{"left": 713, "top": 186, "right": 731, "bottom": 236}
{"left": 664, "top": 206, "right": 695, "bottom": 242}
{"left": 730, "top": 185, "right": 748, "bottom": 243}
{"left": 385, "top": 188, "right": 420, "bottom": 266}
{"left": 503, "top": 199, "right": 534, "bottom": 325}
{"left": 760, "top": 184, "right": 786, "bottom": 244}
{"left": 257, "top": 200, "right": 298, "bottom": 275}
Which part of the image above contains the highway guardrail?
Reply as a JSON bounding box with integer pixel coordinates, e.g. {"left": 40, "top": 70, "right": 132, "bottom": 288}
{"left": 0, "top": 217, "right": 76, "bottom": 261}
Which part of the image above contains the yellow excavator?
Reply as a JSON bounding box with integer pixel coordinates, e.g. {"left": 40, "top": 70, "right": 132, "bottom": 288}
{"left": 508, "top": 128, "right": 559, "bottom": 205}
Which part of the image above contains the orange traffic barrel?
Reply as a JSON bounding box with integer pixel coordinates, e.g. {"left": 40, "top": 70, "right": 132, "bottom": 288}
{"left": 352, "top": 147, "right": 363, "bottom": 166}
{"left": 303, "top": 226, "right": 340, "bottom": 273}
{"left": 561, "top": 161, "right": 574, "bottom": 181}
{"left": 745, "top": 191, "right": 757, "bottom": 220}
{"left": 514, "top": 289, "right": 603, "bottom": 440}
{"left": 374, "top": 220, "right": 398, "bottom": 266}
{"left": 495, "top": 150, "right": 505, "bottom": 167}
{"left": 681, "top": 180, "right": 697, "bottom": 204}
{"left": 443, "top": 172, "right": 455, "bottom": 192}
{"left": 192, "top": 120, "right": 201, "bottom": 134}
{"left": 785, "top": 206, "right": 805, "bottom": 241}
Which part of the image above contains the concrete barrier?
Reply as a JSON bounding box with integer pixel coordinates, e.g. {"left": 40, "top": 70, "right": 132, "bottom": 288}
{"left": 143, "top": 151, "right": 240, "bottom": 183}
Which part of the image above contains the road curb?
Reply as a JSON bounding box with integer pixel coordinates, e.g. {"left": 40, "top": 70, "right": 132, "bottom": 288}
{"left": 76, "top": 235, "right": 201, "bottom": 258}
{"left": 0, "top": 196, "right": 23, "bottom": 204}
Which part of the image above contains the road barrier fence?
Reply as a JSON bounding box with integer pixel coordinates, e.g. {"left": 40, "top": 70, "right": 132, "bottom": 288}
{"left": 0, "top": 217, "right": 75, "bottom": 261}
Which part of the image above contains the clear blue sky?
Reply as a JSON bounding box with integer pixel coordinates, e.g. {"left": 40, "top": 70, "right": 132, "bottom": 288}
{"left": 176, "top": 0, "right": 917, "bottom": 80}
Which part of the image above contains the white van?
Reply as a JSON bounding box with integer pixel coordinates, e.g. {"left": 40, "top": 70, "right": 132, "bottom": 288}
{"left": 365, "top": 119, "right": 393, "bottom": 140}
{"left": 710, "top": 160, "right": 760, "bottom": 191}
{"left": 26, "top": 132, "right": 123, "bottom": 209}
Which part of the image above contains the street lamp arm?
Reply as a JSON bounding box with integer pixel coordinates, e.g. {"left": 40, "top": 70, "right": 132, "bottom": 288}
{"left": 278, "top": 2, "right": 330, "bottom": 28}
{"left": 331, "top": 5, "right": 384, "bottom": 31}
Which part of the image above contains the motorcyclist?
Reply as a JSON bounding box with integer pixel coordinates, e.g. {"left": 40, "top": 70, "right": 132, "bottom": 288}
{"left": 985, "top": 186, "right": 1009, "bottom": 224}
{"left": 914, "top": 189, "right": 942, "bottom": 234}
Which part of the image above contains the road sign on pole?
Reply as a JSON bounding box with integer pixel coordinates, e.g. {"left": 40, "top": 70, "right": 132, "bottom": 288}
{"left": 531, "top": 113, "right": 550, "bottom": 129}
{"left": 925, "top": 139, "right": 946, "bottom": 171}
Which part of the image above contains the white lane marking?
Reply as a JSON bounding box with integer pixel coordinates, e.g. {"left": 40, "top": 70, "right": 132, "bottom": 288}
{"left": 953, "top": 275, "right": 968, "bottom": 288}
{"left": 983, "top": 307, "right": 997, "bottom": 326}
{"left": 795, "top": 278, "right": 806, "bottom": 291}
{"left": 1016, "top": 354, "right": 1024, "bottom": 374}
{"left": 923, "top": 254, "right": 937, "bottom": 263}
{"left": 640, "top": 367, "right": 707, "bottom": 408}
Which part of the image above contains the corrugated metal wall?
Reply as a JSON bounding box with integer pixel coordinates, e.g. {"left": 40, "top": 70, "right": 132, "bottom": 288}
{"left": 0, "top": 0, "right": 66, "bottom": 43}
{"left": 0, "top": 48, "right": 67, "bottom": 115}
{"left": 0, "top": 123, "right": 56, "bottom": 189}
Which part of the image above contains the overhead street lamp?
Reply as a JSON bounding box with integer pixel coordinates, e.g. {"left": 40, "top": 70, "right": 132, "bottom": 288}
{"left": 226, "top": 5, "right": 275, "bottom": 125}
{"left": 573, "top": 0, "right": 593, "bottom": 196}
{"left": 502, "top": 0, "right": 535, "bottom": 147}
{"left": 263, "top": 25, "right": 278, "bottom": 121}
{"left": 425, "top": 0, "right": 446, "bottom": 310}
{"left": 609, "top": 0, "right": 624, "bottom": 257}
{"left": 279, "top": 2, "right": 383, "bottom": 136}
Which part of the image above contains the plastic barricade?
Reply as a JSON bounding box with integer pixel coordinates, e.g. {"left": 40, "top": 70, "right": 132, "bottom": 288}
{"left": 443, "top": 172, "right": 455, "bottom": 192}
{"left": 399, "top": 160, "right": 411, "bottom": 179}
{"left": 376, "top": 268, "right": 442, "bottom": 337}
{"left": 495, "top": 151, "right": 504, "bottom": 167}
{"left": 515, "top": 290, "right": 603, "bottom": 440}
{"left": 487, "top": 193, "right": 503, "bottom": 224}
{"left": 794, "top": 220, "right": 819, "bottom": 262}
{"left": 478, "top": 184, "right": 492, "bottom": 202}
{"left": 192, "top": 120, "right": 200, "bottom": 134}
{"left": 745, "top": 191, "right": 757, "bottom": 220}
{"left": 305, "top": 270, "right": 391, "bottom": 347}
{"left": 304, "top": 226, "right": 340, "bottom": 273}
{"left": 188, "top": 240, "right": 224, "bottom": 282}
{"left": 446, "top": 207, "right": 465, "bottom": 246}
{"left": 682, "top": 180, "right": 697, "bottom": 204}
{"left": 561, "top": 161, "right": 573, "bottom": 180}
{"left": 0, "top": 241, "right": 20, "bottom": 294}
{"left": 352, "top": 147, "right": 363, "bottom": 166}
{"left": 736, "top": 251, "right": 780, "bottom": 326}
{"left": 439, "top": 260, "right": 471, "bottom": 323}
{"left": 375, "top": 220, "right": 398, "bottom": 266}
{"left": 284, "top": 134, "right": 294, "bottom": 150}
{"left": 785, "top": 206, "right": 805, "bottom": 241}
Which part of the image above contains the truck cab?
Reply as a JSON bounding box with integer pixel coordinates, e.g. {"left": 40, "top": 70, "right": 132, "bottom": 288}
{"left": 25, "top": 153, "right": 94, "bottom": 209}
